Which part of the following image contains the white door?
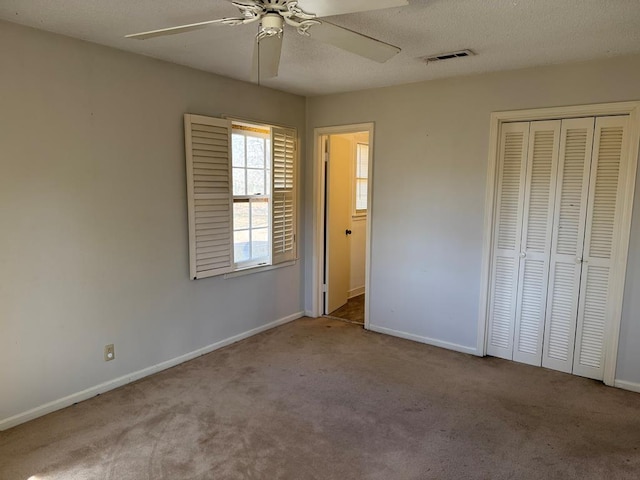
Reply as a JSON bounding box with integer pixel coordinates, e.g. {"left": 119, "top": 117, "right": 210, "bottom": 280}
{"left": 512, "top": 120, "right": 561, "bottom": 366}
{"left": 542, "top": 117, "right": 595, "bottom": 373}
{"left": 325, "top": 135, "right": 352, "bottom": 314}
{"left": 486, "top": 122, "right": 530, "bottom": 359}
{"left": 573, "top": 115, "right": 629, "bottom": 380}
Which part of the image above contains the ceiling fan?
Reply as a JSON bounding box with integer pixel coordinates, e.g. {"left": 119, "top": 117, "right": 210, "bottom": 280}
{"left": 126, "top": 0, "right": 408, "bottom": 82}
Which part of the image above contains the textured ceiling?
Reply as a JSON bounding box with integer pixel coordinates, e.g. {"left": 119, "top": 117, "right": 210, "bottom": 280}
{"left": 1, "top": 0, "right": 640, "bottom": 96}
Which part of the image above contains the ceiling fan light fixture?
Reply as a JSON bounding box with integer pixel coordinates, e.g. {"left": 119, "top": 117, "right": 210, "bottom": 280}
{"left": 257, "top": 13, "right": 284, "bottom": 41}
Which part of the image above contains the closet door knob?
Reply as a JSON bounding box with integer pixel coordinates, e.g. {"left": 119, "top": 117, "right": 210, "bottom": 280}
{"left": 519, "top": 252, "right": 527, "bottom": 259}
{"left": 576, "top": 257, "right": 583, "bottom": 264}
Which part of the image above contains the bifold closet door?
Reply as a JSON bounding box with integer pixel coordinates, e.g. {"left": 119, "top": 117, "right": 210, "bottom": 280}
{"left": 487, "top": 113, "right": 634, "bottom": 379}
{"left": 573, "top": 115, "right": 629, "bottom": 380}
{"left": 487, "top": 121, "right": 561, "bottom": 363}
{"left": 512, "top": 121, "right": 561, "bottom": 365}
{"left": 486, "top": 122, "right": 529, "bottom": 359}
{"left": 542, "top": 118, "right": 595, "bottom": 373}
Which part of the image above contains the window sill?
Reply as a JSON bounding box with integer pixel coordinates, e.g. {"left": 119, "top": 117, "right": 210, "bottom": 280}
{"left": 224, "top": 260, "right": 297, "bottom": 279}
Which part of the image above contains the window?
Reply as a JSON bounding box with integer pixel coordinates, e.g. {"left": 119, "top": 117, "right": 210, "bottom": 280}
{"left": 232, "top": 125, "right": 271, "bottom": 268}
{"left": 184, "top": 114, "right": 297, "bottom": 280}
{"left": 355, "top": 143, "right": 369, "bottom": 214}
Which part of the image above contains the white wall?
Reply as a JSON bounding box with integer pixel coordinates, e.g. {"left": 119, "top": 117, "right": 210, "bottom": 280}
{"left": 0, "top": 20, "right": 306, "bottom": 426}
{"left": 305, "top": 55, "right": 640, "bottom": 381}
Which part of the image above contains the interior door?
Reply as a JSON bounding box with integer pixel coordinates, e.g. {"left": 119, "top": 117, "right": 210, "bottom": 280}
{"left": 326, "top": 135, "right": 352, "bottom": 314}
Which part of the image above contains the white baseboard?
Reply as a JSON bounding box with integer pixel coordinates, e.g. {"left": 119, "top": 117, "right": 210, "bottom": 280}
{"left": 348, "top": 286, "right": 365, "bottom": 299}
{"left": 0, "top": 311, "right": 304, "bottom": 431}
{"left": 614, "top": 379, "right": 640, "bottom": 394}
{"left": 367, "top": 324, "right": 479, "bottom": 356}
{"left": 304, "top": 310, "right": 317, "bottom": 318}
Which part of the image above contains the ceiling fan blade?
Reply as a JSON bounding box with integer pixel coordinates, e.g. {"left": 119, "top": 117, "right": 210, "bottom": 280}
{"left": 125, "top": 20, "right": 220, "bottom": 40}
{"left": 310, "top": 22, "right": 400, "bottom": 63}
{"left": 251, "top": 34, "right": 283, "bottom": 82}
{"left": 125, "top": 17, "right": 247, "bottom": 40}
{"left": 296, "top": 0, "right": 408, "bottom": 18}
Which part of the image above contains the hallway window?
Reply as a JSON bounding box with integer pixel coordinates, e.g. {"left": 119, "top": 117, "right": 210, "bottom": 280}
{"left": 355, "top": 143, "right": 369, "bottom": 214}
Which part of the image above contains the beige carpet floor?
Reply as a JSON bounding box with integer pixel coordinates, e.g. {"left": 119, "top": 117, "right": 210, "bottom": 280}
{"left": 1, "top": 318, "right": 639, "bottom": 479}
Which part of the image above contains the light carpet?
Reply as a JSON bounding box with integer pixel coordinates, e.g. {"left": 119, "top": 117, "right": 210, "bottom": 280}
{"left": 1, "top": 318, "right": 639, "bottom": 479}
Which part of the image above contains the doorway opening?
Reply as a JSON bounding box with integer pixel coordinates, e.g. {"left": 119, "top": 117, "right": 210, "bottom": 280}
{"left": 312, "top": 124, "right": 374, "bottom": 327}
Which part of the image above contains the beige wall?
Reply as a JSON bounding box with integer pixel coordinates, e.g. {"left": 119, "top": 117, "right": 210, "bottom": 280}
{"left": 0, "top": 20, "right": 306, "bottom": 426}
{"left": 305, "top": 54, "right": 640, "bottom": 383}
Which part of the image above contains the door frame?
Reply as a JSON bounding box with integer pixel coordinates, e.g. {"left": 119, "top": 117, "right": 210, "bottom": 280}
{"left": 311, "top": 123, "right": 375, "bottom": 328}
{"left": 478, "top": 101, "right": 640, "bottom": 386}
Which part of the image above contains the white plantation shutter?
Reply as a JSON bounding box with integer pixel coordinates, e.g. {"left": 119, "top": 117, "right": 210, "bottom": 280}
{"left": 271, "top": 126, "right": 297, "bottom": 264}
{"left": 184, "top": 114, "right": 233, "bottom": 279}
{"left": 512, "top": 121, "right": 561, "bottom": 366}
{"left": 487, "top": 122, "right": 530, "bottom": 359}
{"left": 542, "top": 118, "right": 595, "bottom": 373}
{"left": 573, "top": 116, "right": 629, "bottom": 380}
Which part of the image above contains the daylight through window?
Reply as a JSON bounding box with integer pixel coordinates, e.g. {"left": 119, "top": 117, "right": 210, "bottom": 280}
{"left": 232, "top": 124, "right": 271, "bottom": 268}
{"left": 355, "top": 143, "right": 369, "bottom": 213}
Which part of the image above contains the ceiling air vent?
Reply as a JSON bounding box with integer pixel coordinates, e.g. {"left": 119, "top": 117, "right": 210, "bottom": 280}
{"left": 422, "top": 49, "right": 475, "bottom": 63}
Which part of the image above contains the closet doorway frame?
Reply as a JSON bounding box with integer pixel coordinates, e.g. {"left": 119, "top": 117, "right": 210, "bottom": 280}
{"left": 477, "top": 101, "right": 640, "bottom": 386}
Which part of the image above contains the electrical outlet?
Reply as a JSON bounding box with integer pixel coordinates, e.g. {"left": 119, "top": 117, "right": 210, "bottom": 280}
{"left": 104, "top": 344, "right": 115, "bottom": 362}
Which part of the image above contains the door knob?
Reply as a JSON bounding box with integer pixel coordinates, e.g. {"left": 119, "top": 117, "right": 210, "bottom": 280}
{"left": 576, "top": 257, "right": 583, "bottom": 264}
{"left": 519, "top": 252, "right": 527, "bottom": 259}
{"left": 345, "top": 229, "right": 352, "bottom": 235}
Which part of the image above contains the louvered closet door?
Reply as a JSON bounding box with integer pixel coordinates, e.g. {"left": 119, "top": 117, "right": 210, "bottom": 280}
{"left": 512, "top": 121, "right": 561, "bottom": 366}
{"left": 573, "top": 115, "right": 629, "bottom": 380}
{"left": 487, "top": 122, "right": 530, "bottom": 360}
{"left": 184, "top": 115, "right": 233, "bottom": 279}
{"left": 541, "top": 118, "right": 595, "bottom": 373}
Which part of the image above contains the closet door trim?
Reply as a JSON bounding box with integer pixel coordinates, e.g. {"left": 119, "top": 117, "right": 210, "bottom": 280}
{"left": 478, "top": 101, "right": 640, "bottom": 387}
